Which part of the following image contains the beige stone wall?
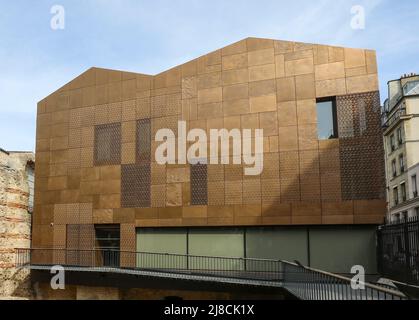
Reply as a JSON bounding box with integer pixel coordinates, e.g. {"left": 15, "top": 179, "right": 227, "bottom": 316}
{"left": 0, "top": 151, "right": 34, "bottom": 299}
{"left": 405, "top": 97, "right": 419, "bottom": 168}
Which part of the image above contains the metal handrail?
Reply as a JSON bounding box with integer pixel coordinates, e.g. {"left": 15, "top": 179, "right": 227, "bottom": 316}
{"left": 15, "top": 248, "right": 408, "bottom": 300}
{"left": 16, "top": 247, "right": 283, "bottom": 262}
{"left": 280, "top": 260, "right": 406, "bottom": 299}
{"left": 383, "top": 106, "right": 407, "bottom": 129}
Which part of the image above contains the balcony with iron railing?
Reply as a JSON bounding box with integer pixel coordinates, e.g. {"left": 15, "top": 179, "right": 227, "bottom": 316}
{"left": 382, "top": 104, "right": 407, "bottom": 130}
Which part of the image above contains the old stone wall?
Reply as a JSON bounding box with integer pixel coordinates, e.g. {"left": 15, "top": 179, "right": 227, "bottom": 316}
{"left": 34, "top": 283, "right": 286, "bottom": 300}
{"left": 0, "top": 150, "right": 34, "bottom": 299}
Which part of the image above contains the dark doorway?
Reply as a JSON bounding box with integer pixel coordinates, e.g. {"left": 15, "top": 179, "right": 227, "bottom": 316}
{"left": 95, "top": 225, "right": 120, "bottom": 267}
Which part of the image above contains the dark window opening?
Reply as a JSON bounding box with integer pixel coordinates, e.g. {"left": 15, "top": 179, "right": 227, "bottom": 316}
{"left": 399, "top": 154, "right": 405, "bottom": 173}
{"left": 397, "top": 127, "right": 403, "bottom": 145}
{"left": 392, "top": 160, "right": 397, "bottom": 178}
{"left": 401, "top": 183, "right": 407, "bottom": 202}
{"left": 390, "top": 134, "right": 396, "bottom": 152}
{"left": 316, "top": 97, "right": 338, "bottom": 140}
{"left": 94, "top": 123, "right": 121, "bottom": 166}
{"left": 95, "top": 225, "right": 120, "bottom": 267}
{"left": 412, "top": 175, "right": 417, "bottom": 198}
{"left": 393, "top": 187, "right": 399, "bottom": 206}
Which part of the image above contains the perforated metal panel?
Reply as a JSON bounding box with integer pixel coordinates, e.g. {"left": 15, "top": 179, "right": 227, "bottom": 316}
{"left": 66, "top": 225, "right": 79, "bottom": 250}
{"left": 120, "top": 224, "right": 136, "bottom": 268}
{"left": 136, "top": 119, "right": 151, "bottom": 163}
{"left": 337, "top": 91, "right": 385, "bottom": 200}
{"left": 66, "top": 224, "right": 95, "bottom": 266}
{"left": 121, "top": 164, "right": 151, "bottom": 208}
{"left": 190, "top": 164, "right": 208, "bottom": 205}
{"left": 94, "top": 123, "right": 121, "bottom": 166}
{"left": 182, "top": 77, "right": 197, "bottom": 99}
{"left": 54, "top": 204, "right": 67, "bottom": 225}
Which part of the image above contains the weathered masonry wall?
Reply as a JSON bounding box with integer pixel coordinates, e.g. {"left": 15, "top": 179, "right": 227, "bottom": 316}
{"left": 0, "top": 150, "right": 34, "bottom": 299}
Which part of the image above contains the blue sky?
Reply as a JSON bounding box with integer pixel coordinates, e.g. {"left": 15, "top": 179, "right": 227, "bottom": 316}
{"left": 0, "top": 0, "right": 418, "bottom": 152}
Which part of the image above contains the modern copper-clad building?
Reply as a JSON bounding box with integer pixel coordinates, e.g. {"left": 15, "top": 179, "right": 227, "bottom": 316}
{"left": 32, "top": 38, "right": 386, "bottom": 297}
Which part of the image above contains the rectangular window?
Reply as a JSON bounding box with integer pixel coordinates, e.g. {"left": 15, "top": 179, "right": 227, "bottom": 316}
{"left": 397, "top": 127, "right": 403, "bottom": 145}
{"left": 190, "top": 163, "right": 208, "bottom": 205}
{"left": 399, "top": 154, "right": 405, "bottom": 173}
{"left": 390, "top": 134, "right": 396, "bottom": 152}
{"left": 95, "top": 225, "right": 120, "bottom": 267}
{"left": 316, "top": 98, "right": 338, "bottom": 140}
{"left": 136, "top": 119, "right": 151, "bottom": 163}
{"left": 95, "top": 225, "right": 120, "bottom": 250}
{"left": 94, "top": 123, "right": 121, "bottom": 166}
{"left": 136, "top": 228, "right": 187, "bottom": 269}
{"left": 412, "top": 175, "right": 418, "bottom": 197}
{"left": 401, "top": 183, "right": 407, "bottom": 202}
{"left": 392, "top": 160, "right": 397, "bottom": 178}
{"left": 121, "top": 164, "right": 151, "bottom": 208}
{"left": 189, "top": 229, "right": 244, "bottom": 257}
{"left": 393, "top": 187, "right": 399, "bottom": 205}
{"left": 415, "top": 207, "right": 419, "bottom": 218}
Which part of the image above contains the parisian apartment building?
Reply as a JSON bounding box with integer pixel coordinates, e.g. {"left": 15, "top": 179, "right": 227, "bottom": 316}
{"left": 381, "top": 73, "right": 419, "bottom": 223}
{"left": 30, "top": 37, "right": 386, "bottom": 299}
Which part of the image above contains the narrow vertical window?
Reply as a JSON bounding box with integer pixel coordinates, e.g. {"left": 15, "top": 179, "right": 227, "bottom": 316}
{"left": 390, "top": 134, "right": 396, "bottom": 152}
{"left": 316, "top": 98, "right": 338, "bottom": 140}
{"left": 397, "top": 127, "right": 403, "bottom": 145}
{"left": 399, "top": 154, "right": 405, "bottom": 173}
{"left": 401, "top": 183, "right": 407, "bottom": 202}
{"left": 190, "top": 163, "right": 208, "bottom": 205}
{"left": 393, "top": 187, "right": 399, "bottom": 205}
{"left": 412, "top": 175, "right": 417, "bottom": 197}
{"left": 392, "top": 159, "right": 397, "bottom": 178}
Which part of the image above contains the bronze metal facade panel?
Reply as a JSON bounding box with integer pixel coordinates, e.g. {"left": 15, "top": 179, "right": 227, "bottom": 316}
{"left": 33, "top": 39, "right": 387, "bottom": 253}
{"left": 136, "top": 118, "right": 151, "bottom": 163}
{"left": 66, "top": 224, "right": 95, "bottom": 266}
{"left": 120, "top": 223, "right": 136, "bottom": 268}
{"left": 190, "top": 164, "right": 208, "bottom": 206}
{"left": 337, "top": 91, "right": 385, "bottom": 200}
{"left": 94, "top": 123, "right": 121, "bottom": 166}
{"left": 121, "top": 164, "right": 151, "bottom": 208}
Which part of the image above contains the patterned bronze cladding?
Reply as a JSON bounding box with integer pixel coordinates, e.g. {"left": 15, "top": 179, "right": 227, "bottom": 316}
{"left": 66, "top": 224, "right": 95, "bottom": 266}
{"left": 191, "top": 164, "right": 208, "bottom": 205}
{"left": 121, "top": 164, "right": 151, "bottom": 208}
{"left": 94, "top": 123, "right": 121, "bottom": 166}
{"left": 136, "top": 119, "right": 151, "bottom": 163}
{"left": 337, "top": 91, "right": 386, "bottom": 200}
{"left": 33, "top": 38, "right": 387, "bottom": 253}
